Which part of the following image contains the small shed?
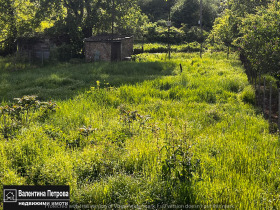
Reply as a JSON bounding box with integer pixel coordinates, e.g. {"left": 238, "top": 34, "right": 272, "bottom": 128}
{"left": 17, "top": 37, "right": 51, "bottom": 61}
{"left": 84, "top": 34, "right": 133, "bottom": 62}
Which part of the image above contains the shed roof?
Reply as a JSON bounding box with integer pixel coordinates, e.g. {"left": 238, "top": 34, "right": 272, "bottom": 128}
{"left": 84, "top": 34, "right": 132, "bottom": 42}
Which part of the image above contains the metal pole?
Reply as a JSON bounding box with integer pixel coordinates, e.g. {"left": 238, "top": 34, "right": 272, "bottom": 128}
{"left": 168, "top": 4, "right": 171, "bottom": 60}
{"left": 168, "top": 26, "right": 170, "bottom": 60}
{"left": 269, "top": 81, "right": 272, "bottom": 123}
{"left": 111, "top": 0, "right": 115, "bottom": 37}
{"left": 254, "top": 71, "right": 257, "bottom": 90}
{"left": 41, "top": 47, "right": 44, "bottom": 65}
{"left": 142, "top": 36, "right": 144, "bottom": 53}
{"left": 111, "top": 0, "right": 115, "bottom": 62}
{"left": 263, "top": 77, "right": 266, "bottom": 114}
{"left": 278, "top": 87, "right": 280, "bottom": 133}
{"left": 200, "top": 0, "right": 202, "bottom": 58}
{"left": 258, "top": 72, "right": 261, "bottom": 105}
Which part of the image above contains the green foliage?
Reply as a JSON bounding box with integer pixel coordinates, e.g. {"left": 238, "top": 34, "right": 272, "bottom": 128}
{"left": 227, "top": 0, "right": 270, "bottom": 16}
{"left": 134, "top": 42, "right": 201, "bottom": 53}
{"left": 209, "top": 0, "right": 272, "bottom": 61}
{"left": 171, "top": 0, "right": 219, "bottom": 30}
{"left": 0, "top": 95, "right": 57, "bottom": 139}
{"left": 0, "top": 0, "right": 148, "bottom": 57}
{"left": 236, "top": 2, "right": 280, "bottom": 74}
{"left": 138, "top": 0, "right": 176, "bottom": 22}
{"left": 145, "top": 21, "right": 185, "bottom": 43}
{"left": 239, "top": 86, "right": 255, "bottom": 105}
{"left": 183, "top": 25, "right": 209, "bottom": 43}
{"left": 208, "top": 10, "right": 238, "bottom": 47}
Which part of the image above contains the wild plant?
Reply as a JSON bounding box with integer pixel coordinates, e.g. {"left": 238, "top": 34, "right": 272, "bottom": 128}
{"left": 118, "top": 105, "right": 151, "bottom": 133}
{"left": 160, "top": 123, "right": 195, "bottom": 183}
{"left": 0, "top": 95, "right": 58, "bottom": 139}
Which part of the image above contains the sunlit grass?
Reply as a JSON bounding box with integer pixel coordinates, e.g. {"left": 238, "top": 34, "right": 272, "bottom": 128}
{"left": 0, "top": 52, "right": 279, "bottom": 208}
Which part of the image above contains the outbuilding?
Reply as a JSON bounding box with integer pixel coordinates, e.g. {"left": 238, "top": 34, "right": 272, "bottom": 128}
{"left": 17, "top": 37, "right": 51, "bottom": 61}
{"left": 84, "top": 34, "right": 133, "bottom": 62}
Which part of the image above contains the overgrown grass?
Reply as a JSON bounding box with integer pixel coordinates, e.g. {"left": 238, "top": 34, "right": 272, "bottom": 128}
{"left": 0, "top": 52, "right": 279, "bottom": 209}
{"left": 133, "top": 42, "right": 201, "bottom": 54}
{"left": 0, "top": 58, "right": 174, "bottom": 101}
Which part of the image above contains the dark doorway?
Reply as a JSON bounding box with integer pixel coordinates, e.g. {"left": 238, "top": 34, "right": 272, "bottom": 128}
{"left": 111, "top": 42, "right": 121, "bottom": 61}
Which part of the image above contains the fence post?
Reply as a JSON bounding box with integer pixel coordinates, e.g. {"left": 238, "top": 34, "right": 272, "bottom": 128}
{"left": 180, "top": 64, "right": 183, "bottom": 73}
{"left": 263, "top": 77, "right": 266, "bottom": 114}
{"left": 269, "top": 81, "right": 272, "bottom": 123}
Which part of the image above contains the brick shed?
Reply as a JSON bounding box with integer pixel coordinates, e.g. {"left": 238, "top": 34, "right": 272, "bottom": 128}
{"left": 84, "top": 35, "right": 133, "bottom": 62}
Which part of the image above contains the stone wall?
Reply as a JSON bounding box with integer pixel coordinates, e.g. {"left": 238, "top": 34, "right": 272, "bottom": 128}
{"left": 85, "top": 36, "right": 133, "bottom": 62}
{"left": 85, "top": 42, "right": 111, "bottom": 62}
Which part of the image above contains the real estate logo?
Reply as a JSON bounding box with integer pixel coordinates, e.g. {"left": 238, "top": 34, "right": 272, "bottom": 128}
{"left": 4, "top": 189, "right": 17, "bottom": 203}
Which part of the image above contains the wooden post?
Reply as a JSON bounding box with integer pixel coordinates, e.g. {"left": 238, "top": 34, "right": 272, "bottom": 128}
{"left": 269, "top": 81, "right": 272, "bottom": 123}
{"left": 180, "top": 64, "right": 183, "bottom": 73}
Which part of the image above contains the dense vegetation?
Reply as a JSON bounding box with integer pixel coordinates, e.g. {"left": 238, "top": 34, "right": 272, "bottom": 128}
{"left": 209, "top": 0, "right": 280, "bottom": 75}
{"left": 0, "top": 0, "right": 148, "bottom": 56}
{"left": 0, "top": 0, "right": 221, "bottom": 57}
{"left": 1, "top": 52, "right": 280, "bottom": 208}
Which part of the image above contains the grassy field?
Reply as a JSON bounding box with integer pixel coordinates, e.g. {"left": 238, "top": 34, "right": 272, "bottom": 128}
{"left": 1, "top": 52, "right": 279, "bottom": 209}
{"left": 133, "top": 42, "right": 201, "bottom": 53}
{"left": 133, "top": 42, "right": 226, "bottom": 54}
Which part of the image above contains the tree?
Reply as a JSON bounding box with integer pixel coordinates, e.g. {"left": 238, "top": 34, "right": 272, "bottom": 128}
{"left": 208, "top": 9, "right": 238, "bottom": 58}
{"left": 0, "top": 0, "right": 17, "bottom": 55}
{"left": 0, "top": 0, "right": 148, "bottom": 56}
{"left": 171, "top": 0, "right": 220, "bottom": 30}
{"left": 227, "top": 0, "right": 271, "bottom": 15}
{"left": 208, "top": 0, "right": 271, "bottom": 59}
{"left": 138, "top": 0, "right": 176, "bottom": 22}
{"left": 237, "top": 1, "right": 280, "bottom": 74}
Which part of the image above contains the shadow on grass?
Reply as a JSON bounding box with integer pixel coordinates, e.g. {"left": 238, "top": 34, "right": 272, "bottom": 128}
{"left": 0, "top": 61, "right": 175, "bottom": 102}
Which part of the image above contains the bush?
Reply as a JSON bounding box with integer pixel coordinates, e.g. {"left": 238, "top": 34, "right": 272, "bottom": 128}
{"left": 51, "top": 44, "right": 77, "bottom": 62}
{"left": 240, "top": 86, "right": 255, "bottom": 105}
{"left": 181, "top": 25, "right": 209, "bottom": 43}
{"left": 145, "top": 21, "right": 185, "bottom": 44}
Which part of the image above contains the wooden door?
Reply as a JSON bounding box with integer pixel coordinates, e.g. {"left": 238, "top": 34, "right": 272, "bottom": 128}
{"left": 111, "top": 42, "right": 121, "bottom": 61}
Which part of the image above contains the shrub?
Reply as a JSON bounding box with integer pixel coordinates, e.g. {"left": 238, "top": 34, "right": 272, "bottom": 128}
{"left": 145, "top": 21, "right": 185, "bottom": 44}
{"left": 240, "top": 86, "right": 255, "bottom": 105}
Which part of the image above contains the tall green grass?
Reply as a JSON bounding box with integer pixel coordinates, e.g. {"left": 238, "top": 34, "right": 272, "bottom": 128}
{"left": 0, "top": 52, "right": 279, "bottom": 209}
{"left": 133, "top": 42, "right": 201, "bottom": 54}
